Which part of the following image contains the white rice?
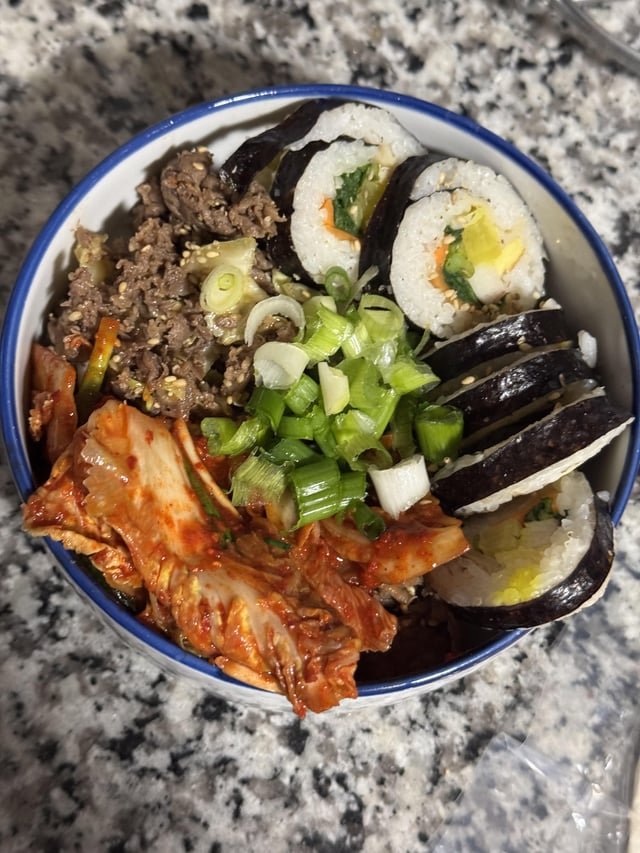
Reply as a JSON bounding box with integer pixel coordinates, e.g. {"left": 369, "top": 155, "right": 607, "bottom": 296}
{"left": 390, "top": 159, "right": 546, "bottom": 338}
{"left": 289, "top": 102, "right": 426, "bottom": 162}
{"left": 429, "top": 471, "right": 595, "bottom": 608}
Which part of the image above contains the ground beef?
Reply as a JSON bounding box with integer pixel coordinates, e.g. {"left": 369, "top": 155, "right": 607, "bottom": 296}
{"left": 48, "top": 149, "right": 289, "bottom": 421}
{"left": 159, "top": 148, "right": 282, "bottom": 241}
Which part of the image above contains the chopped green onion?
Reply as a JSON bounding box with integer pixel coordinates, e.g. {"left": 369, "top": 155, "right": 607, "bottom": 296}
{"left": 339, "top": 357, "right": 381, "bottom": 411}
{"left": 244, "top": 295, "right": 306, "bottom": 346}
{"left": 231, "top": 453, "right": 287, "bottom": 506}
{"left": 200, "top": 264, "right": 248, "bottom": 313}
{"left": 201, "top": 417, "right": 238, "bottom": 454}
{"left": 311, "top": 406, "right": 339, "bottom": 459}
{"left": 246, "top": 386, "right": 285, "bottom": 431}
{"left": 337, "top": 471, "right": 367, "bottom": 509}
{"left": 363, "top": 388, "right": 399, "bottom": 440}
{"left": 391, "top": 396, "right": 418, "bottom": 459}
{"left": 341, "top": 319, "right": 372, "bottom": 359}
{"left": 357, "top": 294, "right": 405, "bottom": 343}
{"left": 289, "top": 458, "right": 343, "bottom": 526}
{"left": 414, "top": 403, "right": 464, "bottom": 465}
{"left": 218, "top": 414, "right": 271, "bottom": 456}
{"left": 351, "top": 501, "right": 386, "bottom": 540}
{"left": 302, "top": 305, "right": 353, "bottom": 364}
{"left": 382, "top": 358, "right": 439, "bottom": 395}
{"left": 318, "top": 361, "right": 350, "bottom": 415}
{"left": 283, "top": 374, "right": 319, "bottom": 415}
{"left": 253, "top": 341, "right": 309, "bottom": 390}
{"left": 288, "top": 459, "right": 366, "bottom": 526}
{"left": 277, "top": 414, "right": 316, "bottom": 440}
{"left": 324, "top": 266, "right": 352, "bottom": 304}
{"left": 331, "top": 410, "right": 393, "bottom": 470}
{"left": 266, "top": 438, "right": 320, "bottom": 467}
{"left": 369, "top": 454, "right": 431, "bottom": 519}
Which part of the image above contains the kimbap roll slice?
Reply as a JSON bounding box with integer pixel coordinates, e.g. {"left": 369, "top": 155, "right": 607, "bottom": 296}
{"left": 428, "top": 471, "right": 614, "bottom": 628}
{"left": 434, "top": 346, "right": 596, "bottom": 437}
{"left": 389, "top": 160, "right": 546, "bottom": 338}
{"left": 288, "top": 101, "right": 425, "bottom": 161}
{"left": 431, "top": 388, "right": 633, "bottom": 516}
{"left": 268, "top": 136, "right": 413, "bottom": 285}
{"left": 220, "top": 98, "right": 349, "bottom": 194}
{"left": 423, "top": 306, "right": 570, "bottom": 381}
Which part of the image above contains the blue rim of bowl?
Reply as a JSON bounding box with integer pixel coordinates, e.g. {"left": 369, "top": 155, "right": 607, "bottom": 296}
{"left": 2, "top": 83, "right": 639, "bottom": 702}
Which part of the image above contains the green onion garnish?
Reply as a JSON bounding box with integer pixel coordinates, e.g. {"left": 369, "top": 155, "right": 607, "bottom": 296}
{"left": 302, "top": 305, "right": 353, "bottom": 364}
{"left": 283, "top": 374, "right": 319, "bottom": 415}
{"left": 231, "top": 453, "right": 287, "bottom": 506}
{"left": 351, "top": 501, "right": 386, "bottom": 540}
{"left": 218, "top": 414, "right": 271, "bottom": 456}
{"left": 414, "top": 403, "right": 464, "bottom": 465}
{"left": 288, "top": 458, "right": 367, "bottom": 526}
{"left": 277, "top": 414, "right": 316, "bottom": 441}
{"left": 324, "top": 266, "right": 352, "bottom": 304}
{"left": 201, "top": 417, "right": 239, "bottom": 455}
{"left": 266, "top": 438, "right": 319, "bottom": 466}
{"left": 264, "top": 537, "right": 291, "bottom": 551}
{"left": 246, "top": 386, "right": 285, "bottom": 431}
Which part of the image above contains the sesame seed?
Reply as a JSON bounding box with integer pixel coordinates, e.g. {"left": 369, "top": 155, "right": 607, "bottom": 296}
{"left": 196, "top": 146, "right": 209, "bottom": 153}
{"left": 193, "top": 162, "right": 205, "bottom": 171}
{"left": 141, "top": 244, "right": 152, "bottom": 253}
{"left": 67, "top": 310, "right": 82, "bottom": 322}
{"left": 461, "top": 375, "right": 476, "bottom": 385}
{"left": 444, "top": 289, "right": 456, "bottom": 299}
{"left": 197, "top": 256, "right": 207, "bottom": 264}
{"left": 206, "top": 250, "right": 218, "bottom": 259}
{"left": 147, "top": 337, "right": 160, "bottom": 347}
{"left": 165, "top": 375, "right": 177, "bottom": 383}
{"left": 226, "top": 396, "right": 234, "bottom": 405}
{"left": 182, "top": 250, "right": 191, "bottom": 258}
{"left": 118, "top": 281, "right": 128, "bottom": 293}
{"left": 174, "top": 378, "right": 187, "bottom": 387}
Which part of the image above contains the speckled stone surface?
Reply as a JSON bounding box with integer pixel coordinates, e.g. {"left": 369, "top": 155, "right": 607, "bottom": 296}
{"left": 1, "top": 2, "right": 639, "bottom": 851}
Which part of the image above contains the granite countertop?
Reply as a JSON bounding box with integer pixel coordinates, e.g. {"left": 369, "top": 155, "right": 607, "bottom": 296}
{"left": 1, "top": 1, "right": 639, "bottom": 850}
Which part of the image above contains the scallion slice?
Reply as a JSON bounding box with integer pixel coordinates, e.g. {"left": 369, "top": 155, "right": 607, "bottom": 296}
{"left": 414, "top": 403, "right": 464, "bottom": 465}
{"left": 200, "top": 264, "right": 249, "bottom": 314}
{"left": 231, "top": 453, "right": 287, "bottom": 506}
{"left": 277, "top": 414, "right": 316, "bottom": 441}
{"left": 289, "top": 458, "right": 343, "bottom": 526}
{"left": 331, "top": 410, "right": 393, "bottom": 470}
{"left": 357, "top": 294, "right": 404, "bottom": 343}
{"left": 351, "top": 501, "right": 386, "bottom": 540}
{"left": 266, "top": 438, "right": 320, "bottom": 467}
{"left": 302, "top": 305, "right": 354, "bottom": 364}
{"left": 253, "top": 341, "right": 309, "bottom": 390}
{"left": 201, "top": 417, "right": 238, "bottom": 455}
{"left": 246, "top": 386, "right": 285, "bottom": 431}
{"left": 369, "top": 454, "right": 431, "bottom": 519}
{"left": 382, "top": 358, "right": 439, "bottom": 395}
{"left": 391, "top": 395, "right": 418, "bottom": 459}
{"left": 311, "top": 406, "right": 339, "bottom": 459}
{"left": 218, "top": 414, "right": 271, "bottom": 456}
{"left": 318, "top": 361, "right": 350, "bottom": 415}
{"left": 283, "top": 374, "right": 319, "bottom": 415}
{"left": 288, "top": 459, "right": 366, "bottom": 526}
{"left": 243, "top": 295, "right": 306, "bottom": 346}
{"left": 324, "top": 266, "right": 352, "bottom": 304}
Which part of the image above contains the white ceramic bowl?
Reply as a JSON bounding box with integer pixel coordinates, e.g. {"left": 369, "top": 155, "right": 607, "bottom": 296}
{"left": 2, "top": 84, "right": 639, "bottom": 712}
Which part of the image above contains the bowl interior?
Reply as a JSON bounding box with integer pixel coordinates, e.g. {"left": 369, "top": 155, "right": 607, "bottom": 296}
{"left": 3, "top": 84, "right": 639, "bottom": 709}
